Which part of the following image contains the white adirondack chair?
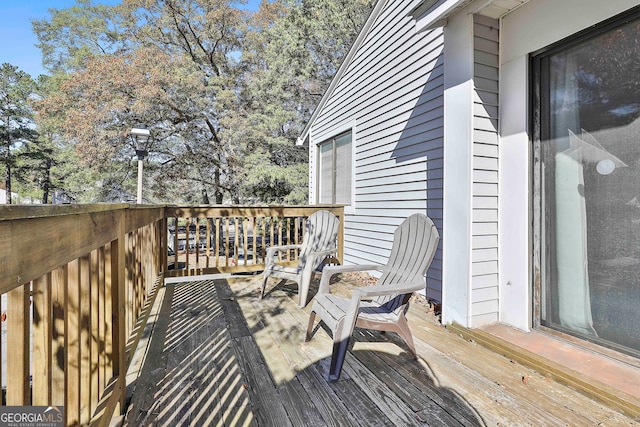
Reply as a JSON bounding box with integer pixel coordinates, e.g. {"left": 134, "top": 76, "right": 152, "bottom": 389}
{"left": 305, "top": 213, "right": 439, "bottom": 381}
{"left": 261, "top": 210, "right": 340, "bottom": 307}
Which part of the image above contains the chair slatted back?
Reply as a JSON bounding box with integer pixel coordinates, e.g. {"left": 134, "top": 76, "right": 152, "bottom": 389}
{"left": 374, "top": 214, "right": 440, "bottom": 308}
{"left": 298, "top": 210, "right": 340, "bottom": 265}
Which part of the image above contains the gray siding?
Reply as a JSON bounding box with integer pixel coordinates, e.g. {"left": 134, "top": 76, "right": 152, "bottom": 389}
{"left": 309, "top": 0, "right": 444, "bottom": 300}
{"left": 471, "top": 14, "right": 499, "bottom": 325}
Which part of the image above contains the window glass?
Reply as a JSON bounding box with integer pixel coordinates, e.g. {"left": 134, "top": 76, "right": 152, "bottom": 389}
{"left": 334, "top": 133, "right": 352, "bottom": 204}
{"left": 318, "top": 131, "right": 352, "bottom": 205}
{"left": 319, "top": 142, "right": 334, "bottom": 204}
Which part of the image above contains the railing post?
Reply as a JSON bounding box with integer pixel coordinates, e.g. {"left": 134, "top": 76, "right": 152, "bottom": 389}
{"left": 80, "top": 254, "right": 92, "bottom": 424}
{"left": 111, "top": 211, "right": 127, "bottom": 415}
{"left": 6, "top": 283, "right": 31, "bottom": 405}
{"left": 160, "top": 216, "right": 167, "bottom": 273}
{"left": 337, "top": 209, "right": 345, "bottom": 264}
{"left": 51, "top": 266, "right": 67, "bottom": 407}
{"left": 32, "top": 273, "right": 52, "bottom": 405}
{"left": 66, "top": 258, "right": 81, "bottom": 425}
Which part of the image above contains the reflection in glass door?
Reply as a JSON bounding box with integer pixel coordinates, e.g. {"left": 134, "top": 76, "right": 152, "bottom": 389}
{"left": 534, "top": 10, "right": 640, "bottom": 356}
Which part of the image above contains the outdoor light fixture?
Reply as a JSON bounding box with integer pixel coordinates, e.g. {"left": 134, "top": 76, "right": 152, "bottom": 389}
{"left": 129, "top": 127, "right": 152, "bottom": 204}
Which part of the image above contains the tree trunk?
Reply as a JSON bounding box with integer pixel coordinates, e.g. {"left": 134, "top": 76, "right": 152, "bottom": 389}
{"left": 214, "top": 169, "right": 223, "bottom": 204}
{"left": 42, "top": 158, "right": 52, "bottom": 204}
{"left": 5, "top": 159, "right": 11, "bottom": 205}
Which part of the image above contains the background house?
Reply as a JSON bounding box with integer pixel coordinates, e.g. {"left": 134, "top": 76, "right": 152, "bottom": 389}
{"left": 301, "top": 0, "right": 640, "bottom": 364}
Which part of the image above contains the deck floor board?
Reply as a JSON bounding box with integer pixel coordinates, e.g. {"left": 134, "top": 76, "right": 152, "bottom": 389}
{"left": 122, "top": 276, "right": 638, "bottom": 426}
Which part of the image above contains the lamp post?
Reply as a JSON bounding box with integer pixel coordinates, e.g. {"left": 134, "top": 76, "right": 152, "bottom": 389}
{"left": 130, "top": 127, "right": 151, "bottom": 204}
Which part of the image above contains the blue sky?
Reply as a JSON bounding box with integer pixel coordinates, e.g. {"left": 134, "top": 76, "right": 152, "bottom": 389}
{"left": 0, "top": 0, "right": 261, "bottom": 78}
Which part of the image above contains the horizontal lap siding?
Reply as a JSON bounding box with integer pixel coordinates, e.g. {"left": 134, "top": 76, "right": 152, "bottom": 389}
{"left": 310, "top": 0, "right": 444, "bottom": 301}
{"left": 471, "top": 14, "right": 500, "bottom": 326}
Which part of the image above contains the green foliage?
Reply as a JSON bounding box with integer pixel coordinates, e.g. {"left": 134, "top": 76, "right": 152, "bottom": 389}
{"left": 227, "top": 0, "right": 373, "bottom": 203}
{"left": 19, "top": 0, "right": 374, "bottom": 205}
{"left": 0, "top": 63, "right": 37, "bottom": 203}
{"left": 32, "top": 0, "right": 126, "bottom": 73}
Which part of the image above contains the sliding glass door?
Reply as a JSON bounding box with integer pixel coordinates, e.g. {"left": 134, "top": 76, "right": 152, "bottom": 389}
{"left": 533, "top": 9, "right": 640, "bottom": 356}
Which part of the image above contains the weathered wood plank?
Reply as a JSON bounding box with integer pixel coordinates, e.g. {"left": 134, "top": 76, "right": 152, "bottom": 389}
{"left": 295, "top": 365, "right": 361, "bottom": 427}
{"left": 235, "top": 335, "right": 293, "bottom": 426}
{"left": 349, "top": 339, "right": 467, "bottom": 426}
{"left": 201, "top": 281, "right": 256, "bottom": 427}
{"left": 231, "top": 277, "right": 381, "bottom": 426}
{"left": 324, "top": 366, "right": 396, "bottom": 427}
{"left": 373, "top": 344, "right": 482, "bottom": 426}
{"left": 341, "top": 350, "right": 424, "bottom": 427}
{"left": 164, "top": 282, "right": 227, "bottom": 425}
{"left": 152, "top": 284, "right": 200, "bottom": 425}
{"left": 122, "top": 284, "right": 174, "bottom": 426}
{"left": 183, "top": 281, "right": 232, "bottom": 425}
{"left": 277, "top": 377, "right": 328, "bottom": 426}
{"left": 217, "top": 281, "right": 252, "bottom": 338}
{"left": 236, "top": 284, "right": 309, "bottom": 384}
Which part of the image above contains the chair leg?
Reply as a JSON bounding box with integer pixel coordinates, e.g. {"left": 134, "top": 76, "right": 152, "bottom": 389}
{"left": 395, "top": 314, "right": 417, "bottom": 358}
{"left": 305, "top": 311, "right": 316, "bottom": 342}
{"left": 329, "top": 336, "right": 350, "bottom": 382}
{"left": 260, "top": 275, "right": 268, "bottom": 299}
{"left": 298, "top": 285, "right": 308, "bottom": 308}
{"left": 298, "top": 267, "right": 315, "bottom": 308}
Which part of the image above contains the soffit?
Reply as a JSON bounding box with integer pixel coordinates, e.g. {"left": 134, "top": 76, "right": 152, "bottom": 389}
{"left": 477, "top": 0, "right": 530, "bottom": 19}
{"left": 414, "top": 0, "right": 530, "bottom": 31}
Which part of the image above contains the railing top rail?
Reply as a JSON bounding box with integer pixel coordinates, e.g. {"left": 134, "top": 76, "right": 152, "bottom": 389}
{"left": 0, "top": 203, "right": 167, "bottom": 221}
{"left": 166, "top": 205, "right": 345, "bottom": 218}
{"left": 0, "top": 204, "right": 166, "bottom": 295}
{"left": 1, "top": 204, "right": 345, "bottom": 294}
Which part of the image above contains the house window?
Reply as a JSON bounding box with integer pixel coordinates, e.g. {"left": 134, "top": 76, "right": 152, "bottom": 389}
{"left": 533, "top": 9, "right": 640, "bottom": 357}
{"left": 317, "top": 131, "right": 352, "bottom": 205}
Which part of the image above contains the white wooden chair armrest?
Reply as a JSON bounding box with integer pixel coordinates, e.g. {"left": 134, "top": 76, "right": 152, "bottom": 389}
{"left": 330, "top": 282, "right": 425, "bottom": 367}
{"left": 309, "top": 247, "right": 337, "bottom": 257}
{"left": 318, "top": 264, "right": 384, "bottom": 294}
{"left": 264, "top": 244, "right": 302, "bottom": 265}
{"left": 353, "top": 282, "right": 425, "bottom": 299}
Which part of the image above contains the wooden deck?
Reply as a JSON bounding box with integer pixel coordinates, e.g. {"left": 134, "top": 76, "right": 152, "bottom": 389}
{"left": 121, "top": 275, "right": 637, "bottom": 426}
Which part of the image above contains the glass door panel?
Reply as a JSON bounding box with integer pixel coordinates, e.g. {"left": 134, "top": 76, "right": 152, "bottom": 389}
{"left": 536, "top": 13, "right": 640, "bottom": 355}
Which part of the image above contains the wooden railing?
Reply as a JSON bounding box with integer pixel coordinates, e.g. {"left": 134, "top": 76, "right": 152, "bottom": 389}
{"left": 164, "top": 206, "right": 344, "bottom": 277}
{"left": 0, "top": 204, "right": 165, "bottom": 426}
{"left": 0, "top": 204, "right": 343, "bottom": 426}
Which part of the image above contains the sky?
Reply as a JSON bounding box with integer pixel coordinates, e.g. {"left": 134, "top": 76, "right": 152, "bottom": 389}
{"left": 0, "top": 0, "right": 261, "bottom": 78}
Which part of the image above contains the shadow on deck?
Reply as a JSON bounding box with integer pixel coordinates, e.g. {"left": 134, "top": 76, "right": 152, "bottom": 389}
{"left": 121, "top": 276, "right": 636, "bottom": 426}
